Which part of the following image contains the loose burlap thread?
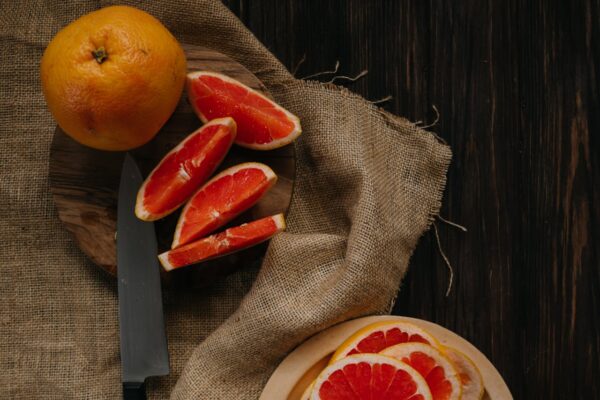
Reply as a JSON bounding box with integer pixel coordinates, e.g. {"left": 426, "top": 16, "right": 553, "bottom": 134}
{"left": 0, "top": 1, "right": 451, "bottom": 398}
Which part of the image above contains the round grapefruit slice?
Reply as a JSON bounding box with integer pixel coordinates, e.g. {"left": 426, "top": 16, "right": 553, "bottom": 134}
{"left": 311, "top": 353, "right": 432, "bottom": 400}
{"left": 135, "top": 117, "right": 236, "bottom": 221}
{"left": 172, "top": 162, "right": 277, "bottom": 248}
{"left": 159, "top": 213, "right": 285, "bottom": 271}
{"left": 187, "top": 71, "right": 302, "bottom": 150}
{"left": 330, "top": 320, "right": 439, "bottom": 363}
{"left": 443, "top": 347, "right": 484, "bottom": 399}
{"left": 381, "top": 343, "right": 462, "bottom": 400}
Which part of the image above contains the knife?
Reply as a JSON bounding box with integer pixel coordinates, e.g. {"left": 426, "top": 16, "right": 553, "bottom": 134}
{"left": 117, "top": 153, "right": 170, "bottom": 399}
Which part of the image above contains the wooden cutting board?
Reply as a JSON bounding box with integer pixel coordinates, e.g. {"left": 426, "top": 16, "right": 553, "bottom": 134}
{"left": 261, "top": 316, "right": 512, "bottom": 400}
{"left": 48, "top": 44, "right": 295, "bottom": 286}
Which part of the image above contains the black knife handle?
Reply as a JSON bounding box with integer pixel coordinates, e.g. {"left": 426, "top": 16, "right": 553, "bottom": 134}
{"left": 123, "top": 381, "right": 146, "bottom": 400}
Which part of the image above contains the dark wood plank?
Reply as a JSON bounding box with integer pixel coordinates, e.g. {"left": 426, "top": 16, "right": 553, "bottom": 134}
{"left": 223, "top": 0, "right": 600, "bottom": 398}
{"left": 49, "top": 44, "right": 295, "bottom": 286}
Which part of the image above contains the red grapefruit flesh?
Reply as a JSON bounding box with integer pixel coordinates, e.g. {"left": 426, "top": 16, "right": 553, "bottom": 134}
{"left": 311, "top": 354, "right": 432, "bottom": 400}
{"left": 158, "top": 213, "right": 285, "bottom": 271}
{"left": 381, "top": 343, "right": 462, "bottom": 400}
{"left": 330, "top": 321, "right": 440, "bottom": 363}
{"left": 187, "top": 71, "right": 301, "bottom": 150}
{"left": 172, "top": 162, "right": 277, "bottom": 248}
{"left": 135, "top": 117, "right": 236, "bottom": 221}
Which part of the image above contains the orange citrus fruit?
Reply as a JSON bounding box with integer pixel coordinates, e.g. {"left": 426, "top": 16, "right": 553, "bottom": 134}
{"left": 330, "top": 320, "right": 439, "bottom": 363}
{"left": 443, "top": 347, "right": 484, "bottom": 399}
{"left": 40, "top": 6, "right": 187, "bottom": 150}
{"left": 158, "top": 214, "right": 286, "bottom": 271}
{"left": 135, "top": 117, "right": 237, "bottom": 221}
{"left": 187, "top": 71, "right": 302, "bottom": 150}
{"left": 311, "top": 354, "right": 432, "bottom": 400}
{"left": 381, "top": 343, "right": 462, "bottom": 400}
{"left": 171, "top": 162, "right": 277, "bottom": 248}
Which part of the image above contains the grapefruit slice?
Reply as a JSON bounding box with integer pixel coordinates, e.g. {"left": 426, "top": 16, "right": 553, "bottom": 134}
{"left": 187, "top": 71, "right": 302, "bottom": 150}
{"left": 443, "top": 347, "right": 484, "bottom": 399}
{"left": 381, "top": 343, "right": 462, "bottom": 400}
{"left": 135, "top": 117, "right": 236, "bottom": 221}
{"left": 301, "top": 381, "right": 315, "bottom": 400}
{"left": 159, "top": 213, "right": 285, "bottom": 271}
{"left": 172, "top": 162, "right": 277, "bottom": 248}
{"left": 330, "top": 320, "right": 439, "bottom": 363}
{"left": 311, "top": 353, "right": 432, "bottom": 400}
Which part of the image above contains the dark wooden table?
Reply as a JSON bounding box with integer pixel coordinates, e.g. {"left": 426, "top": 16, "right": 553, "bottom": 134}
{"left": 223, "top": 1, "right": 599, "bottom": 398}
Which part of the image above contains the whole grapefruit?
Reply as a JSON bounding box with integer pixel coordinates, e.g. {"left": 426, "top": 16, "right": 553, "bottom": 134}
{"left": 40, "top": 6, "right": 187, "bottom": 151}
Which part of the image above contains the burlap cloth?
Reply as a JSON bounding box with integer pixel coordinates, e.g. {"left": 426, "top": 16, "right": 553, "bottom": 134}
{"left": 0, "top": 1, "right": 451, "bottom": 398}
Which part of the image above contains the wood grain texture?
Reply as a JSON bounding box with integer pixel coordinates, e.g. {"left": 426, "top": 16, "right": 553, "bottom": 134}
{"left": 221, "top": 0, "right": 600, "bottom": 398}
{"left": 49, "top": 44, "right": 295, "bottom": 286}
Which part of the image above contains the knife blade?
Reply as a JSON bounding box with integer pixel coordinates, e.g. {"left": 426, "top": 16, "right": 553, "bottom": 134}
{"left": 117, "top": 153, "right": 169, "bottom": 399}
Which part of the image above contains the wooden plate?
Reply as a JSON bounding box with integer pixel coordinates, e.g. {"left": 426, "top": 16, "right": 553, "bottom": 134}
{"left": 48, "top": 44, "right": 295, "bottom": 286}
{"left": 261, "top": 316, "right": 512, "bottom": 400}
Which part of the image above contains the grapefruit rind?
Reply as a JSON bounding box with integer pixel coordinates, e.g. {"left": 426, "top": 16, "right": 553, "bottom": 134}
{"left": 329, "top": 320, "right": 440, "bottom": 364}
{"left": 135, "top": 117, "right": 236, "bottom": 221}
{"left": 300, "top": 381, "right": 315, "bottom": 400}
{"left": 271, "top": 213, "right": 287, "bottom": 231}
{"left": 310, "top": 353, "right": 433, "bottom": 400}
{"left": 159, "top": 213, "right": 285, "bottom": 271}
{"left": 443, "top": 347, "right": 484, "bottom": 400}
{"left": 186, "top": 71, "right": 302, "bottom": 150}
{"left": 171, "top": 161, "right": 277, "bottom": 248}
{"left": 381, "top": 342, "right": 462, "bottom": 400}
{"left": 158, "top": 251, "right": 176, "bottom": 272}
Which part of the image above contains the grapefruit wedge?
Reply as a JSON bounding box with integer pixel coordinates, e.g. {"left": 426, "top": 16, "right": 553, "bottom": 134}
{"left": 443, "top": 347, "right": 484, "bottom": 399}
{"left": 330, "top": 321, "right": 439, "bottom": 363}
{"left": 172, "top": 162, "right": 277, "bottom": 248}
{"left": 158, "top": 213, "right": 285, "bottom": 271}
{"left": 187, "top": 71, "right": 301, "bottom": 150}
{"left": 311, "top": 353, "right": 432, "bottom": 400}
{"left": 381, "top": 343, "right": 462, "bottom": 400}
{"left": 135, "top": 117, "right": 236, "bottom": 221}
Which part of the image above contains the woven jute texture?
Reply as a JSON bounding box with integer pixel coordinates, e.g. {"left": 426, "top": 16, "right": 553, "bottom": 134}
{"left": 0, "top": 1, "right": 451, "bottom": 398}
